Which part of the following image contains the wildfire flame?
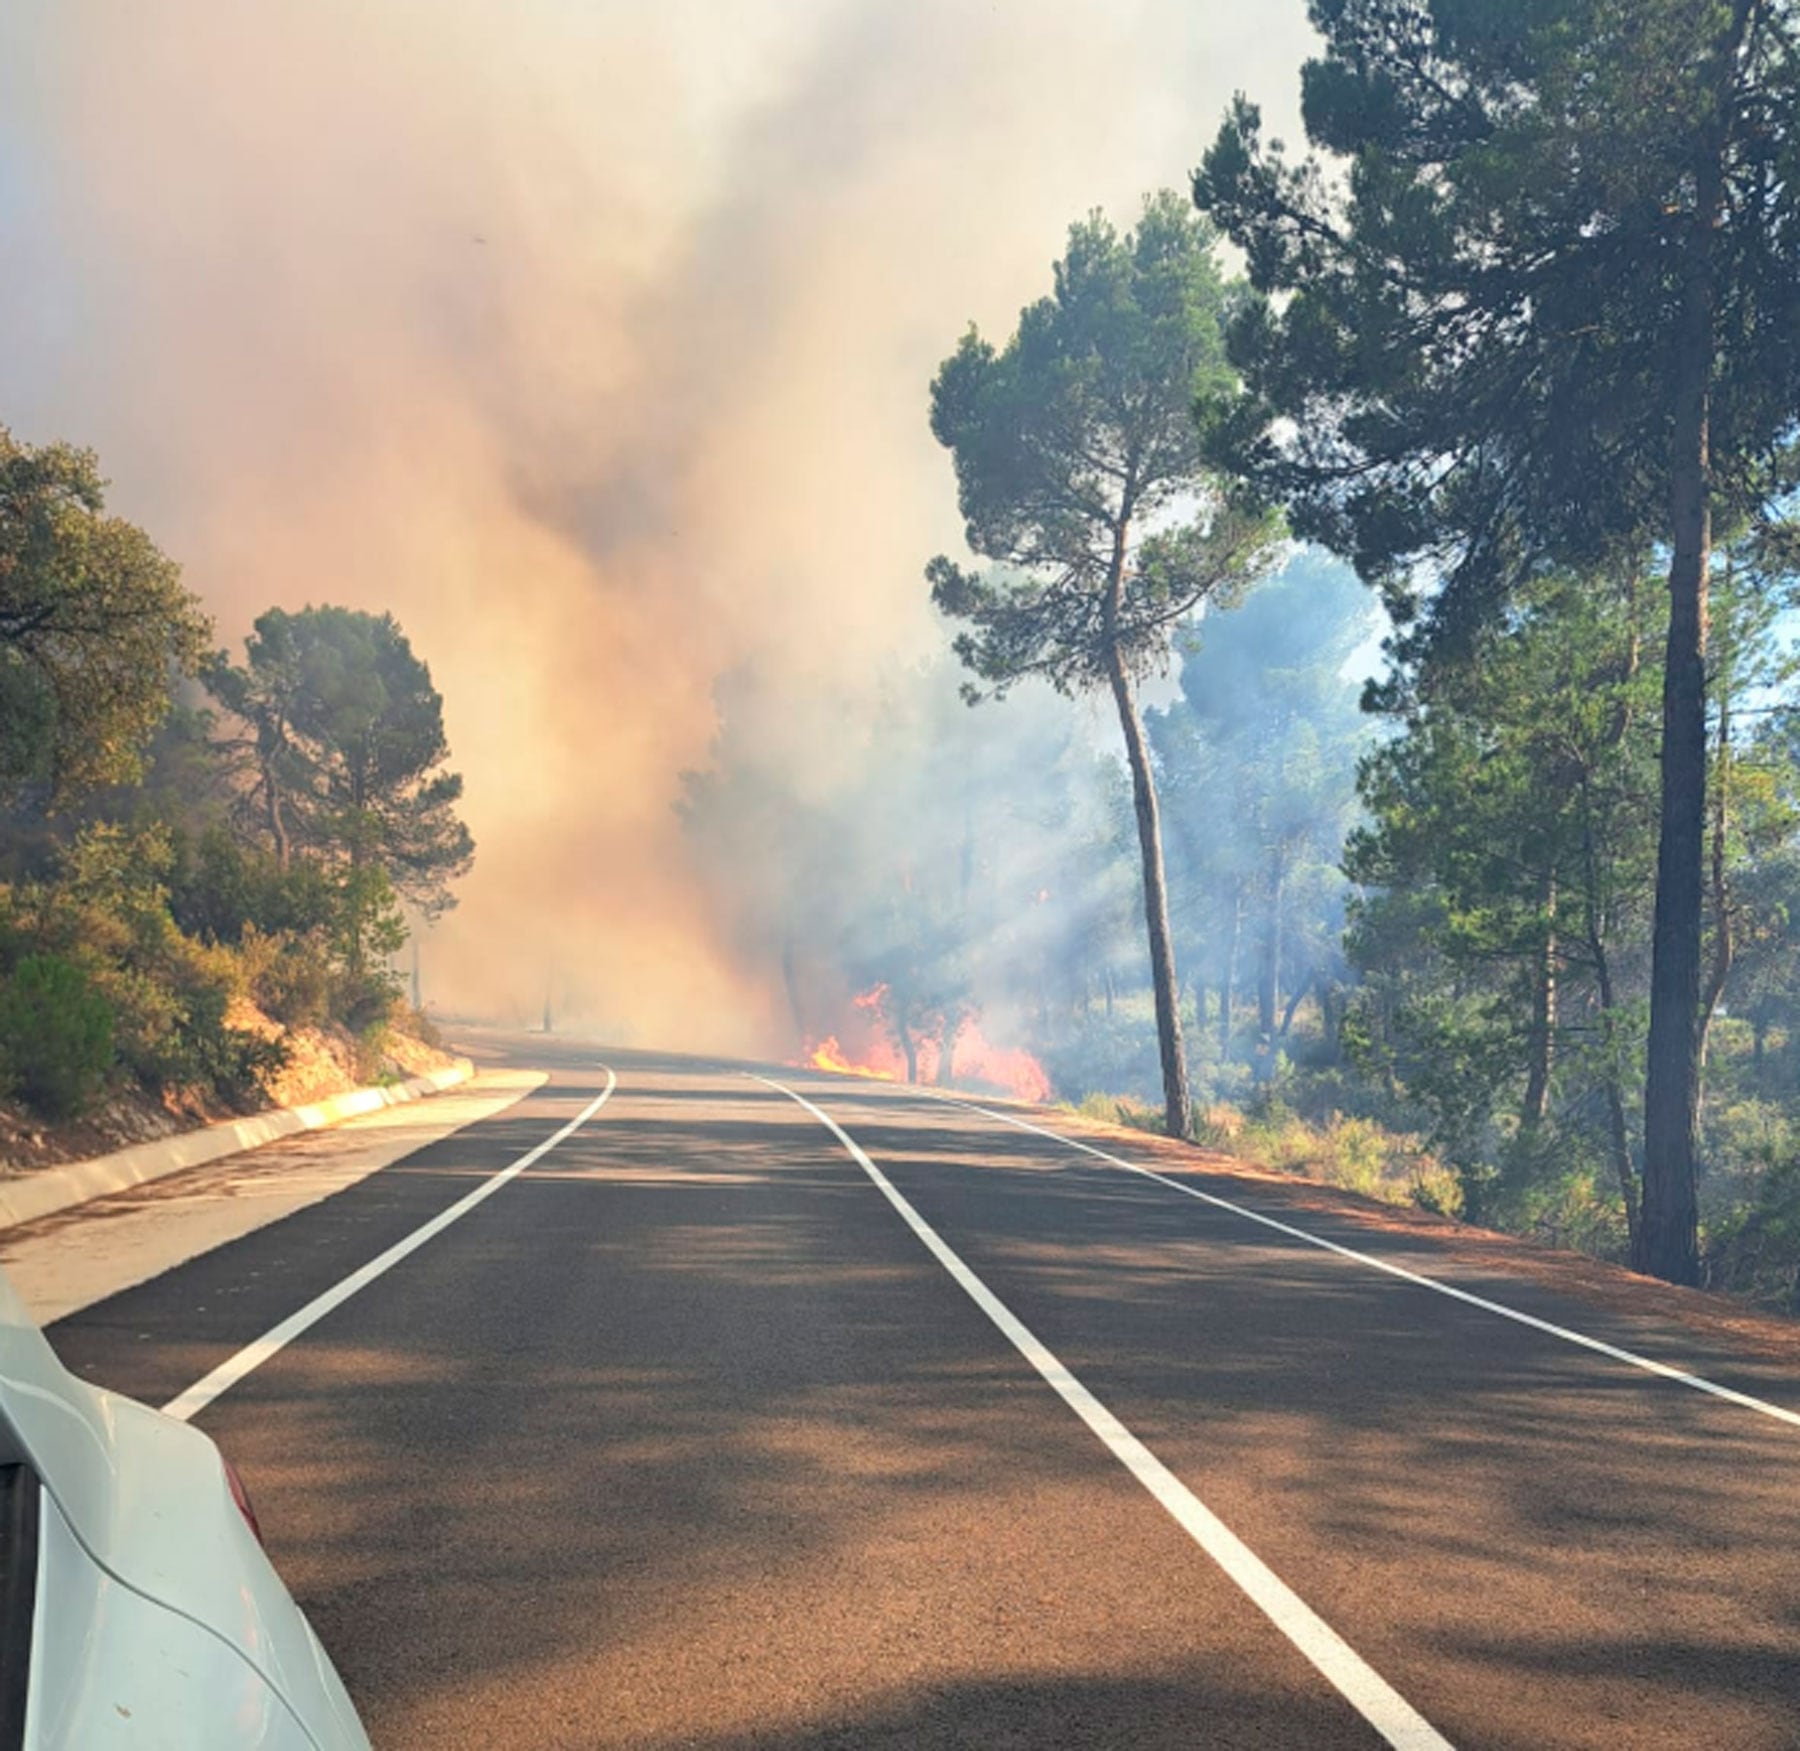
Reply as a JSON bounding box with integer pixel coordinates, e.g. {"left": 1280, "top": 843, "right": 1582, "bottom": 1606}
{"left": 807, "top": 1035, "right": 896, "bottom": 1080}
{"left": 800, "top": 985, "right": 1052, "bottom": 1103}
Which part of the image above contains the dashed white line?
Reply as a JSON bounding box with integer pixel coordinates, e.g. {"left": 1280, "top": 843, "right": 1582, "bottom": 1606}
{"left": 758, "top": 1074, "right": 1454, "bottom": 1751}
{"left": 162, "top": 1067, "right": 617, "bottom": 1423}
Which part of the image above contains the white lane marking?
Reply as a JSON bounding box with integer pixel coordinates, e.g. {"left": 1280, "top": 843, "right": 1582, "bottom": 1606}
{"left": 898, "top": 1087, "right": 1800, "bottom": 1434}
{"left": 757, "top": 1075, "right": 1454, "bottom": 1751}
{"left": 162, "top": 1067, "right": 617, "bottom": 1423}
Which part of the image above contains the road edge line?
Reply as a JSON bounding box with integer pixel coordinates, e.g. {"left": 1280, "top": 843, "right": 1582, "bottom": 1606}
{"left": 906, "top": 1087, "right": 1800, "bottom": 1433}
{"left": 161, "top": 1066, "right": 617, "bottom": 1423}
{"left": 756, "top": 1074, "right": 1454, "bottom": 1751}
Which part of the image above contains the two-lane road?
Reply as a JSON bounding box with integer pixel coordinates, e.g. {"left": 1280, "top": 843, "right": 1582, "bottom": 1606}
{"left": 42, "top": 1040, "right": 1800, "bottom": 1748}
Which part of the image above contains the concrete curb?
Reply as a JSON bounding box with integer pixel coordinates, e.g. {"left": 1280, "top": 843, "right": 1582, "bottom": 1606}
{"left": 0, "top": 1058, "right": 476, "bottom": 1231}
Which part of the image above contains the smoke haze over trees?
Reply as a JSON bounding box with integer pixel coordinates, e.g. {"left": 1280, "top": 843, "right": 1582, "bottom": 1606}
{"left": 0, "top": 0, "right": 1319, "bottom": 1048}
{"left": 9, "top": 2, "right": 1800, "bottom": 1299}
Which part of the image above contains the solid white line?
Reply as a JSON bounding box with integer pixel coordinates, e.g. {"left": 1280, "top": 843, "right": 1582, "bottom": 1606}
{"left": 161, "top": 1067, "right": 617, "bottom": 1423}
{"left": 757, "top": 1075, "right": 1454, "bottom": 1751}
{"left": 912, "top": 1090, "right": 1800, "bottom": 1433}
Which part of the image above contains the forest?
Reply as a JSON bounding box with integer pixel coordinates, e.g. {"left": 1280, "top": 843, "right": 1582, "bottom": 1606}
{"left": 690, "top": 0, "right": 1800, "bottom": 1303}
{"left": 0, "top": 429, "right": 473, "bottom": 1153}
{"left": 8, "top": 0, "right": 1800, "bottom": 1312}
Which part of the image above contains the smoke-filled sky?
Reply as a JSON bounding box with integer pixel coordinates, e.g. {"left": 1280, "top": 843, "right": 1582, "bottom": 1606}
{"left": 0, "top": 0, "right": 1316, "bottom": 1052}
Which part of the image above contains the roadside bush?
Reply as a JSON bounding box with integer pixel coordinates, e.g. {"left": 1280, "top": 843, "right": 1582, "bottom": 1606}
{"left": 1705, "top": 1156, "right": 1800, "bottom": 1311}
{"left": 351, "top": 1017, "right": 394, "bottom": 1085}
{"left": 0, "top": 953, "right": 114, "bottom": 1119}
{"left": 399, "top": 1002, "right": 444, "bottom": 1051}
{"left": 1062, "top": 1090, "right": 1165, "bottom": 1133}
{"left": 6, "top": 825, "right": 288, "bottom": 1108}
{"left": 1225, "top": 1104, "right": 1463, "bottom": 1217}
{"left": 168, "top": 826, "right": 337, "bottom": 945}
{"left": 332, "top": 964, "right": 403, "bottom": 1035}
{"left": 1473, "top": 1126, "right": 1632, "bottom": 1261}
{"left": 241, "top": 925, "right": 333, "bottom": 1028}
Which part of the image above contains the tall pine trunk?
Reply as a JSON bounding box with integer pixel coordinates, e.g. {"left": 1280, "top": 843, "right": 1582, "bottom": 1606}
{"left": 1108, "top": 651, "right": 1191, "bottom": 1139}
{"left": 1257, "top": 862, "right": 1285, "bottom": 1039}
{"left": 1584, "top": 833, "right": 1640, "bottom": 1259}
{"left": 1522, "top": 871, "right": 1556, "bottom": 1128}
{"left": 1640, "top": 66, "right": 1741, "bottom": 1282}
{"left": 1103, "top": 520, "right": 1189, "bottom": 1138}
{"left": 262, "top": 769, "right": 290, "bottom": 870}
{"left": 1699, "top": 654, "right": 1733, "bottom": 1079}
{"left": 1641, "top": 376, "right": 1709, "bottom": 1285}
{"left": 895, "top": 1016, "right": 920, "bottom": 1085}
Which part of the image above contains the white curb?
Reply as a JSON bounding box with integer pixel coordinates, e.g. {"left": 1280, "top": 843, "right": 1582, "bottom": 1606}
{"left": 0, "top": 1059, "right": 475, "bottom": 1231}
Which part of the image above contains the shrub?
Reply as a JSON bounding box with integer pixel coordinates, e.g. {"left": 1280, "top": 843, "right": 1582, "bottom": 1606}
{"left": 168, "top": 827, "right": 337, "bottom": 945}
{"left": 1224, "top": 1104, "right": 1463, "bottom": 1218}
{"left": 0, "top": 953, "right": 114, "bottom": 1119}
{"left": 1706, "top": 1157, "right": 1800, "bottom": 1311}
{"left": 7, "top": 826, "right": 288, "bottom": 1109}
{"left": 345, "top": 1015, "right": 383, "bottom": 1083}
{"left": 1063, "top": 1089, "right": 1165, "bottom": 1133}
{"left": 332, "top": 964, "right": 403, "bottom": 1034}
{"left": 243, "top": 926, "right": 334, "bottom": 1028}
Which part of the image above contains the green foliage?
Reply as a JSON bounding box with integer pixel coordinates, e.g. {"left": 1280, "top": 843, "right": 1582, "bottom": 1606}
{"left": 0, "top": 953, "right": 113, "bottom": 1120}
{"left": 927, "top": 192, "right": 1282, "bottom": 696}
{"left": 1345, "top": 566, "right": 1661, "bottom": 1222}
{"left": 1197, "top": 0, "right": 1800, "bottom": 639}
{"left": 928, "top": 191, "right": 1285, "bottom": 1136}
{"left": 0, "top": 824, "right": 287, "bottom": 1109}
{"left": 1199, "top": 0, "right": 1800, "bottom": 1282}
{"left": 0, "top": 428, "right": 211, "bottom": 802}
{"left": 1707, "top": 1150, "right": 1800, "bottom": 1310}
{"left": 167, "top": 825, "right": 337, "bottom": 946}
{"left": 0, "top": 434, "right": 456, "bottom": 1127}
{"left": 235, "top": 926, "right": 333, "bottom": 1030}
{"left": 205, "top": 606, "right": 474, "bottom": 933}
{"left": 1200, "top": 1095, "right": 1463, "bottom": 1218}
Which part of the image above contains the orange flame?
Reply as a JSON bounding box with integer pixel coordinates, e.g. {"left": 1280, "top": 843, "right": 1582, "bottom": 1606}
{"left": 798, "top": 987, "right": 1052, "bottom": 1103}
{"left": 947, "top": 1017, "right": 1054, "bottom": 1104}
{"left": 807, "top": 1035, "right": 896, "bottom": 1080}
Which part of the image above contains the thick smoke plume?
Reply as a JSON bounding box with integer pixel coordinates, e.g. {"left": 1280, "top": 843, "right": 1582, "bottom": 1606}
{"left": 0, "top": 0, "right": 1312, "bottom": 1053}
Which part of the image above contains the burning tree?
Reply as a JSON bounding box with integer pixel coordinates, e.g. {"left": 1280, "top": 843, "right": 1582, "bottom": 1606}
{"left": 927, "top": 190, "right": 1282, "bottom": 1138}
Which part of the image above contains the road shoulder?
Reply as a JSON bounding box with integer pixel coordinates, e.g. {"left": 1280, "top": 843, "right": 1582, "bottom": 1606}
{"left": 0, "top": 1068, "right": 548, "bottom": 1323}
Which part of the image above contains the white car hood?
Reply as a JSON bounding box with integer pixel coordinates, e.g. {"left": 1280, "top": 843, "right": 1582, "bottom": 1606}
{"left": 0, "top": 1272, "right": 366, "bottom": 1748}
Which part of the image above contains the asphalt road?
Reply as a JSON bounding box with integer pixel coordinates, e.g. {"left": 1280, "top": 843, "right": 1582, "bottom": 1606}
{"left": 41, "top": 1038, "right": 1800, "bottom": 1749}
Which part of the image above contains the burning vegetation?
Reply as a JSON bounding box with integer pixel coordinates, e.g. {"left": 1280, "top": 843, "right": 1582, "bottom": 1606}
{"left": 802, "top": 984, "right": 1052, "bottom": 1103}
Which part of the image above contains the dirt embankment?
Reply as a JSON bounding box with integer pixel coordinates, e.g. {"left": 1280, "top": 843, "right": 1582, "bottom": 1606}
{"left": 0, "top": 1005, "right": 461, "bottom": 1174}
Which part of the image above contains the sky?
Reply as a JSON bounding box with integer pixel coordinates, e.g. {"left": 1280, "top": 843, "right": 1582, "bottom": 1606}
{"left": 0, "top": 0, "right": 1318, "bottom": 1051}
